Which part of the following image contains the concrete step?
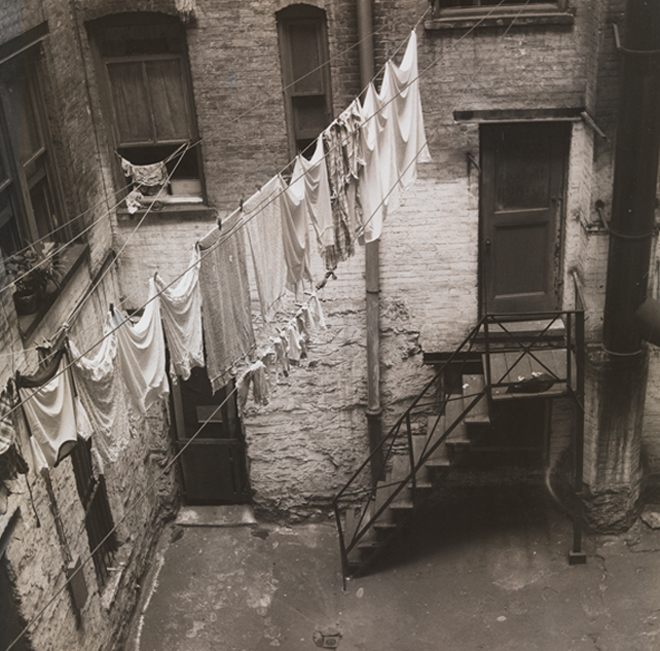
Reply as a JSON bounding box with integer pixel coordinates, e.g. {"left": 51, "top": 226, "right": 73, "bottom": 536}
{"left": 462, "top": 374, "right": 490, "bottom": 426}
{"left": 444, "top": 396, "right": 470, "bottom": 447}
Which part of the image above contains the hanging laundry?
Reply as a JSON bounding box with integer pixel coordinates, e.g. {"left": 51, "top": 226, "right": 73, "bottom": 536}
{"left": 119, "top": 156, "right": 168, "bottom": 187}
{"left": 244, "top": 175, "right": 289, "bottom": 321}
{"left": 111, "top": 278, "right": 169, "bottom": 414}
{"left": 250, "top": 360, "right": 270, "bottom": 406}
{"left": 236, "top": 369, "right": 252, "bottom": 415}
{"left": 358, "top": 81, "right": 392, "bottom": 243}
{"left": 17, "top": 353, "right": 86, "bottom": 468}
{"left": 69, "top": 325, "right": 129, "bottom": 463}
{"left": 308, "top": 293, "right": 327, "bottom": 330}
{"left": 155, "top": 247, "right": 204, "bottom": 381}
{"left": 0, "top": 389, "right": 28, "bottom": 481}
{"left": 296, "top": 137, "right": 334, "bottom": 266}
{"left": 272, "top": 336, "right": 290, "bottom": 377}
{"left": 295, "top": 310, "right": 309, "bottom": 342}
{"left": 280, "top": 167, "right": 314, "bottom": 294}
{"left": 285, "top": 322, "right": 304, "bottom": 363}
{"left": 198, "top": 220, "right": 256, "bottom": 392}
{"left": 323, "top": 99, "right": 365, "bottom": 267}
{"left": 359, "top": 31, "right": 430, "bottom": 243}
{"left": 379, "top": 30, "right": 431, "bottom": 194}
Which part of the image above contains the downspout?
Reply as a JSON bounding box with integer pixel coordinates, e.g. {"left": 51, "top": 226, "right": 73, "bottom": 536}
{"left": 357, "top": 0, "right": 383, "bottom": 483}
{"left": 591, "top": 0, "right": 660, "bottom": 529}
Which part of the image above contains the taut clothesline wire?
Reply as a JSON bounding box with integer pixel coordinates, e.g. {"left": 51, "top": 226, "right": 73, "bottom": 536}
{"left": 4, "top": 3, "right": 530, "bottom": 648}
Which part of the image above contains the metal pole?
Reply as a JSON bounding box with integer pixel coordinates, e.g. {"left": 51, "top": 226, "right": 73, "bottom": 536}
{"left": 602, "top": 0, "right": 660, "bottom": 353}
{"left": 357, "top": 0, "right": 383, "bottom": 484}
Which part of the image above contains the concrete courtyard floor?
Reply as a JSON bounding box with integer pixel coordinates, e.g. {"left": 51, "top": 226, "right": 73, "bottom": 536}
{"left": 122, "top": 486, "right": 660, "bottom": 651}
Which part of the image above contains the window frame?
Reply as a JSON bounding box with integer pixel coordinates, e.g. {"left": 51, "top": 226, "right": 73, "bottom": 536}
{"left": 427, "top": 0, "right": 573, "bottom": 28}
{"left": 70, "top": 438, "right": 118, "bottom": 589}
{"left": 88, "top": 13, "right": 207, "bottom": 212}
{"left": 0, "top": 45, "right": 69, "bottom": 258}
{"left": 277, "top": 5, "right": 333, "bottom": 157}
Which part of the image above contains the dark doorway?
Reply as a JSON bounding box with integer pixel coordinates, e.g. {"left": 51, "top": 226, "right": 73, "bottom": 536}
{"left": 480, "top": 122, "right": 569, "bottom": 314}
{"left": 171, "top": 367, "right": 250, "bottom": 505}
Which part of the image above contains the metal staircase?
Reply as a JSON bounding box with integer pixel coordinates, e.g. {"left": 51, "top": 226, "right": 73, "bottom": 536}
{"left": 332, "top": 311, "right": 586, "bottom": 580}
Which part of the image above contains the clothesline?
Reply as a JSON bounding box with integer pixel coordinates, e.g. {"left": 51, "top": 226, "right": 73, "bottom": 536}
{"left": 1, "top": 0, "right": 515, "bottom": 432}
{"left": 0, "top": 0, "right": 499, "bottom": 363}
{"left": 3, "top": 4, "right": 531, "bottom": 646}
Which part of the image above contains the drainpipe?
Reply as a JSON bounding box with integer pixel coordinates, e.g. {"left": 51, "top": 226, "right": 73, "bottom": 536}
{"left": 591, "top": 0, "right": 660, "bottom": 529}
{"left": 357, "top": 0, "right": 383, "bottom": 483}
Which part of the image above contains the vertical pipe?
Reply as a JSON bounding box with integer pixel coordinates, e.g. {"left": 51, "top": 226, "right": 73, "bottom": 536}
{"left": 357, "top": 0, "right": 383, "bottom": 483}
{"left": 602, "top": 0, "right": 660, "bottom": 352}
{"left": 587, "top": 0, "right": 660, "bottom": 530}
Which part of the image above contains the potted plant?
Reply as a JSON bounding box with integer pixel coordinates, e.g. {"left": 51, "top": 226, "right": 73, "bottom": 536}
{"left": 5, "top": 244, "right": 62, "bottom": 316}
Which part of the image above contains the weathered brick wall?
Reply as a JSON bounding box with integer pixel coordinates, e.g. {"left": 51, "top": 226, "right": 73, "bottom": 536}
{"left": 0, "top": 1, "right": 178, "bottom": 649}
{"left": 86, "top": 0, "right": 616, "bottom": 519}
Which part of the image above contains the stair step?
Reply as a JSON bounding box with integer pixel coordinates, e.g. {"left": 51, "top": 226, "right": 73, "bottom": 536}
{"left": 444, "top": 396, "right": 470, "bottom": 446}
{"left": 425, "top": 415, "right": 449, "bottom": 461}
{"left": 374, "top": 480, "right": 395, "bottom": 522}
{"left": 462, "top": 374, "right": 489, "bottom": 424}
{"left": 389, "top": 499, "right": 414, "bottom": 511}
{"left": 373, "top": 520, "right": 398, "bottom": 531}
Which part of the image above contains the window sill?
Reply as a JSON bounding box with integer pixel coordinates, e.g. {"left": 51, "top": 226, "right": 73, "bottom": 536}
{"left": 17, "top": 243, "right": 89, "bottom": 340}
{"left": 425, "top": 6, "right": 575, "bottom": 30}
{"left": 117, "top": 201, "right": 218, "bottom": 222}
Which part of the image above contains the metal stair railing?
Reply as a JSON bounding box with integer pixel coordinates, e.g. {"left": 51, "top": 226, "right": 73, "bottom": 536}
{"left": 332, "top": 309, "right": 587, "bottom": 578}
{"left": 332, "top": 316, "right": 489, "bottom": 579}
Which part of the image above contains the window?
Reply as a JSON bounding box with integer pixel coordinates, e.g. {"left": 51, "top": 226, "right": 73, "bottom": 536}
{"left": 0, "top": 47, "right": 69, "bottom": 260}
{"left": 70, "top": 439, "right": 118, "bottom": 588}
{"left": 90, "top": 14, "right": 204, "bottom": 207}
{"left": 277, "top": 5, "right": 333, "bottom": 156}
{"left": 428, "top": 0, "right": 572, "bottom": 25}
{"left": 432, "top": 0, "right": 565, "bottom": 9}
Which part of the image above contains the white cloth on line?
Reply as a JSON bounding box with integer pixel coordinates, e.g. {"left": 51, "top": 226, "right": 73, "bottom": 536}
{"left": 155, "top": 247, "right": 204, "bottom": 380}
{"left": 198, "top": 218, "right": 256, "bottom": 392}
{"left": 297, "top": 137, "right": 334, "bottom": 257}
{"left": 69, "top": 325, "right": 130, "bottom": 463}
{"left": 111, "top": 278, "right": 169, "bottom": 414}
{"left": 281, "top": 169, "right": 314, "bottom": 294}
{"left": 244, "top": 175, "right": 289, "bottom": 321}
{"left": 19, "top": 360, "right": 87, "bottom": 468}
{"left": 359, "top": 30, "right": 430, "bottom": 243}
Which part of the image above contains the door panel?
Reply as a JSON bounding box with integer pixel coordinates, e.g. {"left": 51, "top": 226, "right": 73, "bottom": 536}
{"left": 172, "top": 367, "right": 250, "bottom": 505}
{"left": 481, "top": 123, "right": 568, "bottom": 314}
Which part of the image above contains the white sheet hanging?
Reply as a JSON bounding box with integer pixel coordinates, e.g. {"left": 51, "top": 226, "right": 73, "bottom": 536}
{"left": 69, "top": 324, "right": 130, "bottom": 463}
{"left": 359, "top": 30, "right": 431, "bottom": 243}
{"left": 112, "top": 278, "right": 169, "bottom": 414}
{"left": 19, "top": 361, "right": 86, "bottom": 468}
{"left": 155, "top": 248, "right": 204, "bottom": 380}
{"left": 244, "top": 175, "right": 289, "bottom": 321}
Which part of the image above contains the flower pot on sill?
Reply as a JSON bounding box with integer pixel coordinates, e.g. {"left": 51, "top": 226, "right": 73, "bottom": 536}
{"left": 13, "top": 291, "right": 39, "bottom": 316}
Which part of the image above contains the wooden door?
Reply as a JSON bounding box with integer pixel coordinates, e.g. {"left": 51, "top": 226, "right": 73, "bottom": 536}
{"left": 171, "top": 367, "right": 250, "bottom": 505}
{"left": 480, "top": 122, "right": 568, "bottom": 314}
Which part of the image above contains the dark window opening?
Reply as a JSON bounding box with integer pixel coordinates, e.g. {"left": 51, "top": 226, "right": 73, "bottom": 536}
{"left": 90, "top": 14, "right": 204, "bottom": 207}
{"left": 70, "top": 439, "right": 118, "bottom": 588}
{"left": 0, "top": 556, "right": 32, "bottom": 651}
{"left": 277, "top": 5, "right": 333, "bottom": 157}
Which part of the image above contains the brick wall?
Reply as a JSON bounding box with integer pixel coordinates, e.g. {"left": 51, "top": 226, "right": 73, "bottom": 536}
{"left": 0, "top": 1, "right": 178, "bottom": 649}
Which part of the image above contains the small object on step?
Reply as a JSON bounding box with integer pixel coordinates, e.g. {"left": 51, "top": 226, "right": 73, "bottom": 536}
{"left": 641, "top": 509, "right": 660, "bottom": 530}
{"left": 507, "top": 372, "right": 556, "bottom": 394}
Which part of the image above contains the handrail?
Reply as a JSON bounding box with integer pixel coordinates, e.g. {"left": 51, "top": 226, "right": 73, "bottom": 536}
{"left": 333, "top": 309, "right": 586, "bottom": 578}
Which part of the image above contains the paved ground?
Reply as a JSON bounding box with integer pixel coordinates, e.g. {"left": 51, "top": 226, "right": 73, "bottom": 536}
{"left": 122, "top": 487, "right": 660, "bottom": 651}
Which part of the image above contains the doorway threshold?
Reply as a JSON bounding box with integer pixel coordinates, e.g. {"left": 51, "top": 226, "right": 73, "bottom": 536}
{"left": 175, "top": 505, "right": 257, "bottom": 528}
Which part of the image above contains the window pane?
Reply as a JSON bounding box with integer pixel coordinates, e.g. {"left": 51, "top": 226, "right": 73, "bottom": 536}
{"left": 0, "top": 191, "right": 21, "bottom": 258}
{"left": 2, "top": 71, "right": 43, "bottom": 164}
{"left": 107, "top": 61, "right": 153, "bottom": 144}
{"left": 288, "top": 24, "right": 324, "bottom": 95}
{"left": 145, "top": 59, "right": 190, "bottom": 141}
